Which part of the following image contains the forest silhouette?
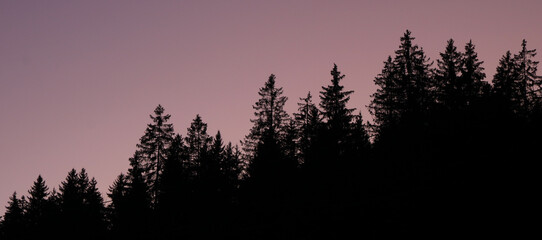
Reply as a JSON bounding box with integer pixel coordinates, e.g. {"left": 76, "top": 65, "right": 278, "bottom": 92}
{"left": 1, "top": 30, "right": 539, "bottom": 239}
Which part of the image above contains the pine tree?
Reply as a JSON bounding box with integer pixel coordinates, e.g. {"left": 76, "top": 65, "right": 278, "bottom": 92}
{"left": 58, "top": 169, "right": 105, "bottom": 238}
{"left": 515, "top": 39, "right": 542, "bottom": 110}
{"left": 493, "top": 51, "right": 521, "bottom": 113}
{"left": 185, "top": 114, "right": 212, "bottom": 180}
{"left": 209, "top": 131, "right": 224, "bottom": 192}
{"left": 243, "top": 74, "right": 290, "bottom": 159}
{"left": 2, "top": 192, "right": 26, "bottom": 240}
{"left": 348, "top": 112, "right": 371, "bottom": 160}
{"left": 294, "top": 92, "right": 321, "bottom": 165}
{"left": 461, "top": 40, "right": 487, "bottom": 106}
{"left": 319, "top": 64, "right": 355, "bottom": 159}
{"left": 283, "top": 120, "right": 299, "bottom": 165}
{"left": 221, "top": 142, "right": 241, "bottom": 195}
{"left": 158, "top": 134, "right": 184, "bottom": 212}
{"left": 392, "top": 30, "right": 434, "bottom": 116}
{"left": 107, "top": 173, "right": 128, "bottom": 235}
{"left": 369, "top": 56, "right": 401, "bottom": 133}
{"left": 436, "top": 39, "right": 463, "bottom": 108}
{"left": 84, "top": 177, "right": 106, "bottom": 237}
{"left": 26, "top": 175, "right": 49, "bottom": 238}
{"left": 244, "top": 74, "right": 291, "bottom": 181}
{"left": 135, "top": 104, "right": 175, "bottom": 203}
{"left": 125, "top": 153, "right": 152, "bottom": 237}
{"left": 58, "top": 169, "right": 85, "bottom": 238}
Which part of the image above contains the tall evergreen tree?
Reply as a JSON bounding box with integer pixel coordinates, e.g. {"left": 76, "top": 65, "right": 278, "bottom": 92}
{"left": 125, "top": 153, "right": 152, "bottom": 237}
{"left": 107, "top": 173, "right": 128, "bottom": 235}
{"left": 294, "top": 92, "right": 321, "bottom": 165}
{"left": 436, "top": 39, "right": 463, "bottom": 108}
{"left": 319, "top": 64, "right": 355, "bottom": 159}
{"left": 84, "top": 177, "right": 106, "bottom": 237}
{"left": 515, "top": 39, "right": 542, "bottom": 110}
{"left": 158, "top": 134, "right": 185, "bottom": 215}
{"left": 461, "top": 40, "right": 487, "bottom": 106}
{"left": 26, "top": 175, "right": 49, "bottom": 238}
{"left": 493, "top": 51, "right": 522, "bottom": 114}
{"left": 221, "top": 142, "right": 241, "bottom": 195}
{"left": 243, "top": 74, "right": 290, "bottom": 158}
{"left": 185, "top": 114, "right": 212, "bottom": 180}
{"left": 244, "top": 74, "right": 292, "bottom": 181}
{"left": 136, "top": 104, "right": 175, "bottom": 203}
{"left": 369, "top": 56, "right": 401, "bottom": 132}
{"left": 348, "top": 112, "right": 371, "bottom": 160}
{"left": 1, "top": 192, "right": 26, "bottom": 240}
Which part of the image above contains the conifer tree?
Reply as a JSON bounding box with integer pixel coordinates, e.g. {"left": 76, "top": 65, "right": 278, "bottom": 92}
{"left": 461, "top": 40, "right": 487, "bottom": 105}
{"left": 493, "top": 51, "right": 521, "bottom": 113}
{"left": 221, "top": 142, "right": 241, "bottom": 194}
{"left": 436, "top": 39, "right": 463, "bottom": 108}
{"left": 185, "top": 114, "right": 212, "bottom": 180}
{"left": 244, "top": 74, "right": 291, "bottom": 181}
{"left": 319, "top": 64, "right": 355, "bottom": 159}
{"left": 393, "top": 30, "right": 433, "bottom": 115}
{"left": 515, "top": 39, "right": 542, "bottom": 110}
{"left": 2, "top": 192, "right": 26, "bottom": 240}
{"left": 294, "top": 92, "right": 321, "bottom": 165}
{"left": 26, "top": 175, "right": 49, "bottom": 238}
{"left": 243, "top": 74, "right": 290, "bottom": 158}
{"left": 136, "top": 105, "right": 175, "bottom": 203}
{"left": 84, "top": 177, "right": 106, "bottom": 236}
{"left": 369, "top": 56, "right": 401, "bottom": 133}
{"left": 125, "top": 153, "right": 152, "bottom": 237}
{"left": 158, "top": 134, "right": 184, "bottom": 216}
{"left": 348, "top": 112, "right": 371, "bottom": 160}
{"left": 107, "top": 173, "right": 128, "bottom": 234}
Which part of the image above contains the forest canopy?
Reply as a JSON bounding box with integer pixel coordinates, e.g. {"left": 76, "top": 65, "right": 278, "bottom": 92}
{"left": 1, "top": 30, "right": 539, "bottom": 239}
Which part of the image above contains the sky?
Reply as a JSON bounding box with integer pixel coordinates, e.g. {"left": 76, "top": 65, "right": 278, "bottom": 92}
{"left": 1, "top": 0, "right": 541, "bottom": 212}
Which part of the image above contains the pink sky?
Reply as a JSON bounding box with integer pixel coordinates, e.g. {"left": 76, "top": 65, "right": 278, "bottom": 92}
{"left": 1, "top": 0, "right": 541, "bottom": 212}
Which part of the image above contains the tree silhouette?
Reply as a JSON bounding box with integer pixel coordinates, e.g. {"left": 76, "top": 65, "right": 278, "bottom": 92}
{"left": 493, "top": 51, "right": 522, "bottom": 114}
{"left": 436, "top": 39, "right": 463, "bottom": 108}
{"left": 294, "top": 92, "right": 321, "bottom": 166}
{"left": 515, "top": 39, "right": 542, "bottom": 111}
{"left": 136, "top": 105, "right": 175, "bottom": 204}
{"left": 2, "top": 30, "right": 541, "bottom": 240}
{"left": 107, "top": 173, "right": 128, "bottom": 236}
{"left": 25, "top": 175, "right": 49, "bottom": 239}
{"left": 1, "top": 193, "right": 26, "bottom": 240}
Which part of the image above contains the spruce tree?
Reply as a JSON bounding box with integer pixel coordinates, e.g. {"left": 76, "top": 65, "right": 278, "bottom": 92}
{"left": 244, "top": 74, "right": 291, "bottom": 182}
{"left": 461, "top": 40, "right": 487, "bottom": 106}
{"left": 2, "top": 192, "right": 26, "bottom": 240}
{"left": 319, "top": 64, "right": 355, "bottom": 159}
{"left": 243, "top": 74, "right": 290, "bottom": 158}
{"left": 84, "top": 177, "right": 106, "bottom": 237}
{"left": 294, "top": 92, "right": 321, "bottom": 165}
{"left": 185, "top": 114, "right": 212, "bottom": 181}
{"left": 393, "top": 30, "right": 433, "bottom": 115}
{"left": 26, "top": 175, "right": 49, "bottom": 238}
{"left": 369, "top": 56, "right": 401, "bottom": 133}
{"left": 158, "top": 134, "right": 184, "bottom": 218}
{"left": 135, "top": 104, "right": 175, "bottom": 203}
{"left": 515, "top": 39, "right": 542, "bottom": 110}
{"left": 436, "top": 39, "right": 463, "bottom": 108}
{"left": 493, "top": 51, "right": 521, "bottom": 114}
{"left": 221, "top": 142, "right": 241, "bottom": 196}
{"left": 348, "top": 112, "right": 371, "bottom": 160}
{"left": 107, "top": 173, "right": 128, "bottom": 235}
{"left": 125, "top": 153, "right": 152, "bottom": 237}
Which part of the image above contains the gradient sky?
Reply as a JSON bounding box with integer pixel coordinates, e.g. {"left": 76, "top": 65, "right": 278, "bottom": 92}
{"left": 1, "top": 0, "right": 541, "bottom": 212}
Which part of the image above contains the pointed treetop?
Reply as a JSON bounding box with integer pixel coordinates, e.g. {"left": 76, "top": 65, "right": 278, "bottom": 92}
{"left": 154, "top": 104, "right": 165, "bottom": 115}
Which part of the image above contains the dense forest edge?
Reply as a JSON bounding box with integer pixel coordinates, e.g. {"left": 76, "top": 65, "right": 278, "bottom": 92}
{"left": 1, "top": 30, "right": 539, "bottom": 239}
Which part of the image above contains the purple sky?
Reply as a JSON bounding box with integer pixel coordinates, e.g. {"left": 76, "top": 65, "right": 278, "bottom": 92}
{"left": 1, "top": 0, "right": 541, "bottom": 212}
